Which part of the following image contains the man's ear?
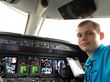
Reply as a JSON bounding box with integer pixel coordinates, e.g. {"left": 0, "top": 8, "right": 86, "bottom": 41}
{"left": 100, "top": 32, "right": 104, "bottom": 40}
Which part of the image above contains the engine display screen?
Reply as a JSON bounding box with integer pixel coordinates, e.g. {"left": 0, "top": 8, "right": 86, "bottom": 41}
{"left": 30, "top": 65, "right": 39, "bottom": 76}
{"left": 19, "top": 65, "right": 28, "bottom": 75}
{"left": 2, "top": 56, "right": 17, "bottom": 74}
{"left": 41, "top": 58, "right": 53, "bottom": 74}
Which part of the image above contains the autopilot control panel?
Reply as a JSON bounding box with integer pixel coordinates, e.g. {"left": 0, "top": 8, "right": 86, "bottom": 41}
{"left": 0, "top": 32, "right": 87, "bottom": 82}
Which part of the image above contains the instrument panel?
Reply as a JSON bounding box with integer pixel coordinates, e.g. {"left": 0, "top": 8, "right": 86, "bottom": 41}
{"left": 0, "top": 32, "right": 87, "bottom": 82}
{"left": 0, "top": 55, "right": 77, "bottom": 82}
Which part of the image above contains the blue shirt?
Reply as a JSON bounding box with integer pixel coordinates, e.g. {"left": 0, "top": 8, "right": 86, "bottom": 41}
{"left": 84, "top": 44, "right": 110, "bottom": 82}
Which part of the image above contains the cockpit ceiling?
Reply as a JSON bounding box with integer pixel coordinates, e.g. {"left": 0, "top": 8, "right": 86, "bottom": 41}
{"left": 1, "top": 0, "right": 110, "bottom": 19}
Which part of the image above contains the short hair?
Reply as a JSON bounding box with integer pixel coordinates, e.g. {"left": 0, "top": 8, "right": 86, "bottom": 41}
{"left": 77, "top": 20, "right": 101, "bottom": 33}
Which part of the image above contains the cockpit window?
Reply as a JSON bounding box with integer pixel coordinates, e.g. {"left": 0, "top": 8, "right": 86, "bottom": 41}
{"left": 0, "top": 2, "right": 28, "bottom": 34}
{"left": 0, "top": 2, "right": 110, "bottom": 46}
{"left": 37, "top": 18, "right": 110, "bottom": 45}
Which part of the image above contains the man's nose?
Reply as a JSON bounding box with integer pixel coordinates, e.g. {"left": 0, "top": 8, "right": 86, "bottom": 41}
{"left": 81, "top": 34, "right": 88, "bottom": 40}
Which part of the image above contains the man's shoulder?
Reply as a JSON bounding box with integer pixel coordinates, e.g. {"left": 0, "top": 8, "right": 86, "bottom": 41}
{"left": 103, "top": 45, "right": 110, "bottom": 51}
{"left": 99, "top": 44, "right": 110, "bottom": 51}
{"left": 101, "top": 44, "right": 110, "bottom": 60}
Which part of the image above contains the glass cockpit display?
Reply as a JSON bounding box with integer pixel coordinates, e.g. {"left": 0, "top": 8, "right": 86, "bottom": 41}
{"left": 19, "top": 65, "right": 28, "bottom": 75}
{"left": 40, "top": 58, "right": 66, "bottom": 75}
{"left": 41, "top": 58, "right": 53, "bottom": 74}
{"left": 31, "top": 65, "right": 39, "bottom": 75}
{"left": 53, "top": 59, "right": 65, "bottom": 73}
{"left": 2, "top": 56, "right": 17, "bottom": 75}
{"left": 29, "top": 57, "right": 40, "bottom": 76}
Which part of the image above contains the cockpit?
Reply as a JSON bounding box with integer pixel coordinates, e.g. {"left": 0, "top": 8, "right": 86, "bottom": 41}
{"left": 0, "top": 0, "right": 110, "bottom": 82}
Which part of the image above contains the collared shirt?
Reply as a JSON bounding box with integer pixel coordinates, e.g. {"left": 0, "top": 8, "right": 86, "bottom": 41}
{"left": 84, "top": 44, "right": 110, "bottom": 82}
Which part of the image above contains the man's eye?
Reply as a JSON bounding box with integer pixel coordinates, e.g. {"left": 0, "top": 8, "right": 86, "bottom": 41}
{"left": 88, "top": 32, "right": 94, "bottom": 35}
{"left": 77, "top": 34, "right": 82, "bottom": 38}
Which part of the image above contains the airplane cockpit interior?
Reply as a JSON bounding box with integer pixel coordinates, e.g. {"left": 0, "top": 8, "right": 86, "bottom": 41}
{"left": 0, "top": 0, "right": 110, "bottom": 82}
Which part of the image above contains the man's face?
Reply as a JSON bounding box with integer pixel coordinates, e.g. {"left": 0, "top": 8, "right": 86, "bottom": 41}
{"left": 77, "top": 22, "right": 101, "bottom": 53}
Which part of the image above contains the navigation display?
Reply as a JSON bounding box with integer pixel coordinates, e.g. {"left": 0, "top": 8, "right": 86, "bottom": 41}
{"left": 41, "top": 58, "right": 53, "bottom": 74}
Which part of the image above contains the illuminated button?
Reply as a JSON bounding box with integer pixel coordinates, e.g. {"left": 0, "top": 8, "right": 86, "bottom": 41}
{"left": 31, "top": 79, "right": 39, "bottom": 82}
{"left": 31, "top": 79, "right": 35, "bottom": 82}
{"left": 51, "top": 80, "right": 56, "bottom": 82}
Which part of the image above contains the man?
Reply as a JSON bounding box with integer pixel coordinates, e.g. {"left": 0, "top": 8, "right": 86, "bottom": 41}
{"left": 76, "top": 20, "right": 110, "bottom": 82}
